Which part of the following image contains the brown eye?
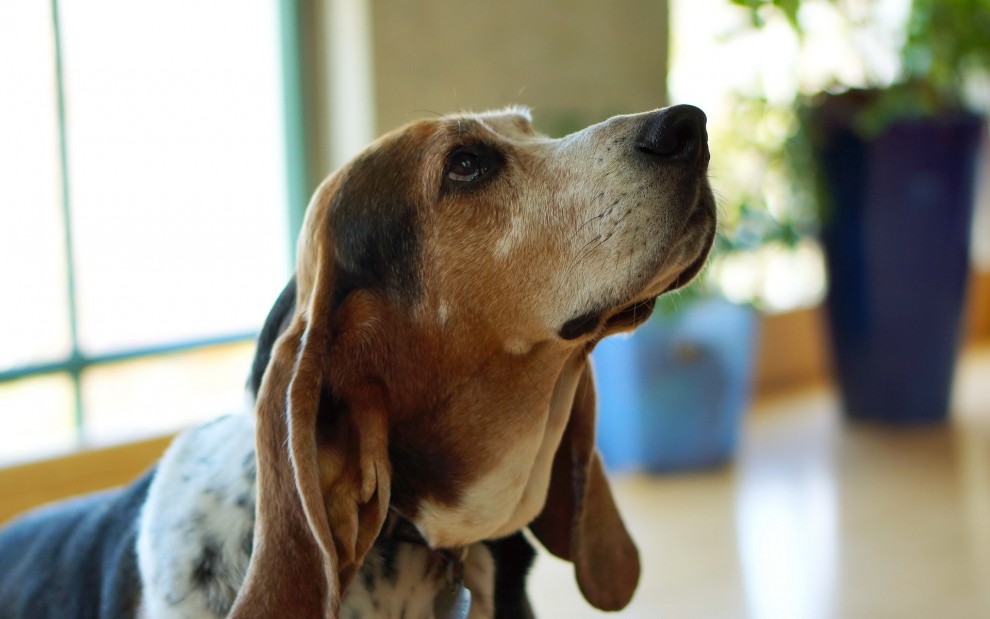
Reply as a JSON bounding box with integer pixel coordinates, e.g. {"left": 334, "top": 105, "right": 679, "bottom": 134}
{"left": 447, "top": 151, "right": 483, "bottom": 182}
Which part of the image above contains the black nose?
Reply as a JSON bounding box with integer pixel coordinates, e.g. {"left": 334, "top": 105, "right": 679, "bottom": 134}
{"left": 636, "top": 104, "right": 708, "bottom": 165}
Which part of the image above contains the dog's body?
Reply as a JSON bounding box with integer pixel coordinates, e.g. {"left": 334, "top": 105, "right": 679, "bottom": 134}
{"left": 0, "top": 277, "right": 534, "bottom": 619}
{"left": 0, "top": 105, "right": 715, "bottom": 618}
{"left": 0, "top": 374, "right": 526, "bottom": 619}
{"left": 0, "top": 402, "right": 521, "bottom": 619}
{"left": 0, "top": 472, "right": 151, "bottom": 618}
{"left": 137, "top": 412, "right": 500, "bottom": 619}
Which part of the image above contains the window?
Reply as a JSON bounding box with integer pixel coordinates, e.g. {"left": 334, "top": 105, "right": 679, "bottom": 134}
{"left": 0, "top": 1, "right": 302, "bottom": 464}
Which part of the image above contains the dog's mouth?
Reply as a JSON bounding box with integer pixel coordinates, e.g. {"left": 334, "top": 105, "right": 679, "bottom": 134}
{"left": 602, "top": 242, "right": 712, "bottom": 334}
{"left": 559, "top": 290, "right": 665, "bottom": 342}
{"left": 558, "top": 202, "right": 715, "bottom": 342}
{"left": 603, "top": 296, "right": 658, "bottom": 333}
{"left": 558, "top": 295, "right": 657, "bottom": 341}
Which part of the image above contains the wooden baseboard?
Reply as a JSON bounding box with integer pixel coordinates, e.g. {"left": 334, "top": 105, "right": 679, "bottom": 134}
{"left": 0, "top": 435, "right": 173, "bottom": 525}
{"left": 753, "top": 306, "right": 831, "bottom": 397}
{"left": 965, "top": 269, "right": 990, "bottom": 343}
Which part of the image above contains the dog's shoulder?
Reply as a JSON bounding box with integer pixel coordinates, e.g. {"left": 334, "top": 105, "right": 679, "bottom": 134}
{"left": 138, "top": 412, "right": 257, "bottom": 619}
{"left": 0, "top": 467, "right": 153, "bottom": 619}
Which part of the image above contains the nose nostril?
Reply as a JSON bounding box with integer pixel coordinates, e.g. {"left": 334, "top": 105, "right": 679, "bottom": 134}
{"left": 671, "top": 122, "right": 697, "bottom": 156}
{"left": 636, "top": 104, "right": 708, "bottom": 163}
{"left": 637, "top": 124, "right": 690, "bottom": 157}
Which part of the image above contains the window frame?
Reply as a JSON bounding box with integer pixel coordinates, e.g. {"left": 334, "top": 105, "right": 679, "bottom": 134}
{"left": 0, "top": 0, "right": 312, "bottom": 443}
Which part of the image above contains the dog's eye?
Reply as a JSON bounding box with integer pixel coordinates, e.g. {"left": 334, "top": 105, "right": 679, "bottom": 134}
{"left": 447, "top": 151, "right": 484, "bottom": 182}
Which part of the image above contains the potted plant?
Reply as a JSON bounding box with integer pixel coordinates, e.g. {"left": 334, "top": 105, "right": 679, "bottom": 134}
{"left": 731, "top": 0, "right": 990, "bottom": 424}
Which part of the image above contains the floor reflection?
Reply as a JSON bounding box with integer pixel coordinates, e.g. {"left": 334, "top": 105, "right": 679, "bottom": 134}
{"left": 735, "top": 405, "right": 838, "bottom": 619}
{"left": 959, "top": 429, "right": 990, "bottom": 611}
{"left": 529, "top": 346, "right": 990, "bottom": 618}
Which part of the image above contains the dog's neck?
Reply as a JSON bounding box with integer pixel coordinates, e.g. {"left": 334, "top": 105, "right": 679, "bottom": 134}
{"left": 383, "top": 346, "right": 581, "bottom": 549}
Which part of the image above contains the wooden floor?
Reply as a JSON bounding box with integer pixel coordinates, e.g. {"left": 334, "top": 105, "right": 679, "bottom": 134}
{"left": 529, "top": 347, "right": 990, "bottom": 619}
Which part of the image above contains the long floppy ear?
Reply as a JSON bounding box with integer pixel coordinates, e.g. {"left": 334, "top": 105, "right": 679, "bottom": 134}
{"left": 529, "top": 359, "right": 641, "bottom": 611}
{"left": 230, "top": 242, "right": 392, "bottom": 617}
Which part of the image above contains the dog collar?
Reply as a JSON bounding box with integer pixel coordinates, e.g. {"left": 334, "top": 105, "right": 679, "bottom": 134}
{"left": 381, "top": 512, "right": 472, "bottom": 618}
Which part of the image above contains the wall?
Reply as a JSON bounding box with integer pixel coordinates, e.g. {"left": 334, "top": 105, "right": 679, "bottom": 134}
{"left": 300, "top": 0, "right": 668, "bottom": 175}
{"left": 369, "top": 0, "right": 669, "bottom": 136}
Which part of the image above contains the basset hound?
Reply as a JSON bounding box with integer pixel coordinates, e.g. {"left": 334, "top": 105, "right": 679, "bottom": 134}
{"left": 0, "top": 104, "right": 715, "bottom": 618}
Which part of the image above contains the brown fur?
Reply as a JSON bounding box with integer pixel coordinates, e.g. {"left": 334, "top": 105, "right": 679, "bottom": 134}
{"left": 529, "top": 361, "right": 640, "bottom": 611}
{"left": 229, "top": 107, "right": 716, "bottom": 617}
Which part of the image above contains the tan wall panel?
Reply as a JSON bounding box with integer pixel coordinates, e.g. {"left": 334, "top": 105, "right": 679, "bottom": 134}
{"left": 370, "top": 0, "right": 669, "bottom": 134}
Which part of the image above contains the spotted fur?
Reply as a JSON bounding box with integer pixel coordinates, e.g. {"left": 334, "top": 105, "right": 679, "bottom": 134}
{"left": 137, "top": 413, "right": 495, "bottom": 619}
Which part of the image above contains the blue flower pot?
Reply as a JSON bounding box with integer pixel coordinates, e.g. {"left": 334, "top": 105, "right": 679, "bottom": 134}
{"left": 594, "top": 298, "right": 758, "bottom": 472}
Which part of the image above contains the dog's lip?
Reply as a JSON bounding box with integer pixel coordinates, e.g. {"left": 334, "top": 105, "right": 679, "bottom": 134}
{"left": 558, "top": 293, "right": 658, "bottom": 341}
{"left": 601, "top": 295, "right": 658, "bottom": 333}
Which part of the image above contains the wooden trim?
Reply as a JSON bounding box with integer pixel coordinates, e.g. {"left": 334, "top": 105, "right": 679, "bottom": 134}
{"left": 965, "top": 269, "right": 990, "bottom": 343}
{"left": 0, "top": 435, "right": 173, "bottom": 525}
{"left": 754, "top": 305, "right": 831, "bottom": 397}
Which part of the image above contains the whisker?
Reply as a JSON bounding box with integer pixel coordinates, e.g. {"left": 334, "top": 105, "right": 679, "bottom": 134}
{"left": 572, "top": 234, "right": 603, "bottom": 261}
{"left": 572, "top": 231, "right": 615, "bottom": 268}
{"left": 569, "top": 210, "right": 608, "bottom": 242}
{"left": 611, "top": 209, "right": 633, "bottom": 228}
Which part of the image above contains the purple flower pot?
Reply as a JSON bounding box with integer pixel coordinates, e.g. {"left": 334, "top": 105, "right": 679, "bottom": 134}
{"left": 815, "top": 107, "right": 985, "bottom": 423}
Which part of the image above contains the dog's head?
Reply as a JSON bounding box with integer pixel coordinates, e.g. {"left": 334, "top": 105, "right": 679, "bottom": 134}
{"left": 231, "top": 105, "right": 715, "bottom": 617}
